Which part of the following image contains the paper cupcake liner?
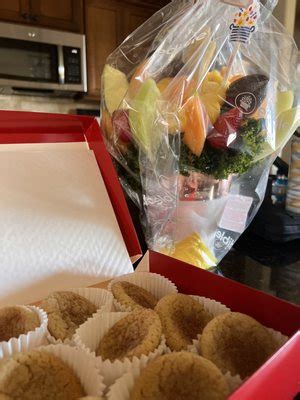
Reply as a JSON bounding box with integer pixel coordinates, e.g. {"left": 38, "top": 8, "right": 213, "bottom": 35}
{"left": 107, "top": 272, "right": 178, "bottom": 312}
{"left": 107, "top": 361, "right": 240, "bottom": 400}
{"left": 37, "top": 344, "right": 105, "bottom": 397}
{"left": 73, "top": 312, "right": 167, "bottom": 387}
{"left": 106, "top": 367, "right": 140, "bottom": 400}
{"left": 266, "top": 327, "right": 289, "bottom": 348}
{"left": 190, "top": 295, "right": 231, "bottom": 316}
{"left": 47, "top": 287, "right": 114, "bottom": 345}
{"left": 223, "top": 372, "right": 243, "bottom": 393}
{"left": 0, "top": 305, "right": 48, "bottom": 359}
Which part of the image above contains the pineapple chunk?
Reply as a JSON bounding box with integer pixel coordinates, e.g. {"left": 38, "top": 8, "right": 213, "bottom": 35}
{"left": 199, "top": 71, "right": 227, "bottom": 124}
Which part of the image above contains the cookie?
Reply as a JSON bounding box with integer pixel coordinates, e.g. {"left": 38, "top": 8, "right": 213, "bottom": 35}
{"left": 41, "top": 291, "right": 97, "bottom": 341}
{"left": 96, "top": 309, "right": 162, "bottom": 361}
{"left": 111, "top": 281, "right": 158, "bottom": 311}
{"left": 200, "top": 312, "right": 279, "bottom": 379}
{"left": 155, "top": 293, "right": 213, "bottom": 351}
{"left": 130, "top": 352, "right": 229, "bottom": 400}
{"left": 0, "top": 350, "right": 84, "bottom": 399}
{"left": 0, "top": 306, "right": 40, "bottom": 342}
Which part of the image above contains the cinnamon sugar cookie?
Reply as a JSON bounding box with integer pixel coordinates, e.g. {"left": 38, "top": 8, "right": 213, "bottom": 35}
{"left": 0, "top": 350, "right": 84, "bottom": 399}
{"left": 155, "top": 293, "right": 213, "bottom": 351}
{"left": 0, "top": 306, "right": 40, "bottom": 342}
{"left": 41, "top": 291, "right": 97, "bottom": 341}
{"left": 130, "top": 352, "right": 229, "bottom": 400}
{"left": 201, "top": 312, "right": 279, "bottom": 379}
{"left": 96, "top": 309, "right": 162, "bottom": 361}
{"left": 111, "top": 281, "right": 158, "bottom": 311}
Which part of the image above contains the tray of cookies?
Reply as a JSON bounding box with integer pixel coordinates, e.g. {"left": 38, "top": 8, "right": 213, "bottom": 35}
{"left": 1, "top": 266, "right": 296, "bottom": 399}
{"left": 0, "top": 110, "right": 299, "bottom": 399}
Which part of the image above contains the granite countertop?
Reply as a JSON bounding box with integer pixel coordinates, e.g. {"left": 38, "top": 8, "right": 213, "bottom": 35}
{"left": 219, "top": 232, "right": 300, "bottom": 306}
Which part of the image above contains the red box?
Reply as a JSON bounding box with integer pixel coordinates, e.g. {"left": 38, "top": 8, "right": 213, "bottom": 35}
{"left": 1, "top": 111, "right": 299, "bottom": 399}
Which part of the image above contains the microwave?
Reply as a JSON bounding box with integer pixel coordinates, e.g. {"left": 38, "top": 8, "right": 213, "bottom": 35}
{"left": 0, "top": 22, "right": 87, "bottom": 97}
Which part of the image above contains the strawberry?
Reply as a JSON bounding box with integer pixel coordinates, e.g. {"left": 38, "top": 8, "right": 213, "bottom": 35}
{"left": 206, "top": 107, "right": 243, "bottom": 149}
{"left": 112, "top": 109, "right": 132, "bottom": 143}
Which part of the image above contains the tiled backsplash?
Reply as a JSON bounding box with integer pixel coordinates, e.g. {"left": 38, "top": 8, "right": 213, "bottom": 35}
{"left": 0, "top": 94, "right": 99, "bottom": 115}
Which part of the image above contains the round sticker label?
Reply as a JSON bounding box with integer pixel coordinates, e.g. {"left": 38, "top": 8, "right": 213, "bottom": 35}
{"left": 235, "top": 92, "right": 257, "bottom": 114}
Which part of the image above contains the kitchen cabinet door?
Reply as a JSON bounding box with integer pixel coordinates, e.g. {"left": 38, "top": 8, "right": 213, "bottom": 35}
{"left": 123, "top": 5, "right": 155, "bottom": 39}
{"left": 85, "top": 0, "right": 122, "bottom": 98}
{"left": 0, "top": 0, "right": 30, "bottom": 24}
{"left": 29, "top": 0, "right": 83, "bottom": 32}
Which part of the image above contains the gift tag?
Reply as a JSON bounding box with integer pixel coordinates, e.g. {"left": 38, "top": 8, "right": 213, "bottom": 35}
{"left": 218, "top": 194, "right": 253, "bottom": 234}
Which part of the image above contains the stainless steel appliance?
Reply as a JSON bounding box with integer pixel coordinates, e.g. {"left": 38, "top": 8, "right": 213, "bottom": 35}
{"left": 0, "top": 22, "right": 87, "bottom": 96}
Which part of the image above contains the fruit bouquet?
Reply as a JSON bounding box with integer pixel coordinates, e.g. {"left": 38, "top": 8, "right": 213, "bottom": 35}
{"left": 100, "top": 0, "right": 299, "bottom": 269}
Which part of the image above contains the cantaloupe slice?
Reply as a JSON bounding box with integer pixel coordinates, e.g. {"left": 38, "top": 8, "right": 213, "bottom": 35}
{"left": 128, "top": 59, "right": 150, "bottom": 98}
{"left": 157, "top": 77, "right": 172, "bottom": 94}
{"left": 181, "top": 94, "right": 207, "bottom": 156}
{"left": 158, "top": 76, "right": 196, "bottom": 134}
{"left": 102, "top": 65, "right": 129, "bottom": 114}
{"left": 101, "top": 110, "right": 113, "bottom": 139}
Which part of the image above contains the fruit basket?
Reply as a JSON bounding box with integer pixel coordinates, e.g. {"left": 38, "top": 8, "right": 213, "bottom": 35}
{"left": 100, "top": 0, "right": 299, "bottom": 270}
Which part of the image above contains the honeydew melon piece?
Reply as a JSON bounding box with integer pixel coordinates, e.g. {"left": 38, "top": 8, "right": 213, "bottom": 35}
{"left": 129, "top": 78, "right": 161, "bottom": 158}
{"left": 276, "top": 90, "right": 294, "bottom": 118}
{"left": 102, "top": 65, "right": 129, "bottom": 114}
{"left": 254, "top": 107, "right": 300, "bottom": 162}
{"left": 182, "top": 94, "right": 207, "bottom": 156}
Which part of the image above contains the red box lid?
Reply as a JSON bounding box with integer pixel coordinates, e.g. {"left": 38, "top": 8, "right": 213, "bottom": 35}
{"left": 0, "top": 110, "right": 141, "bottom": 260}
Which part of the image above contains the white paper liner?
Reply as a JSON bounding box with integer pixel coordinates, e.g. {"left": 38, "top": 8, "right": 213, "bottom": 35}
{"left": 73, "top": 312, "right": 167, "bottom": 387}
{"left": 107, "top": 272, "right": 178, "bottom": 312}
{"left": 267, "top": 327, "right": 289, "bottom": 347}
{"left": 107, "top": 360, "right": 239, "bottom": 400}
{"left": 36, "top": 344, "right": 105, "bottom": 397}
{"left": 46, "top": 287, "right": 114, "bottom": 345}
{"left": 0, "top": 305, "right": 48, "bottom": 359}
{"left": 223, "top": 371, "right": 243, "bottom": 393}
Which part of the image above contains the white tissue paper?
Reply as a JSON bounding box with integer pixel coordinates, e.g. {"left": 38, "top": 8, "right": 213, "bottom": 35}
{"left": 0, "top": 147, "right": 133, "bottom": 305}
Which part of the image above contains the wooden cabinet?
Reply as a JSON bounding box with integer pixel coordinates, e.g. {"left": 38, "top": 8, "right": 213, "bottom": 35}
{"left": 0, "top": 0, "right": 30, "bottom": 24}
{"left": 29, "top": 0, "right": 83, "bottom": 32}
{"left": 123, "top": 5, "right": 155, "bottom": 38}
{"left": 0, "top": 0, "right": 83, "bottom": 32}
{"left": 85, "top": 0, "right": 156, "bottom": 99}
{"left": 85, "top": 0, "right": 123, "bottom": 97}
